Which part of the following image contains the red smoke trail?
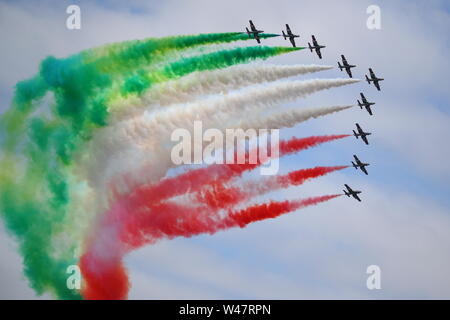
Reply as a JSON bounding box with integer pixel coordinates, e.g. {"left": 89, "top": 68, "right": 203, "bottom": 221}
{"left": 197, "top": 166, "right": 348, "bottom": 210}
{"left": 79, "top": 253, "right": 129, "bottom": 300}
{"left": 80, "top": 192, "right": 342, "bottom": 299}
{"left": 139, "top": 194, "right": 342, "bottom": 238}
{"left": 121, "top": 193, "right": 343, "bottom": 249}
{"left": 276, "top": 165, "right": 348, "bottom": 188}
{"left": 120, "top": 166, "right": 347, "bottom": 245}
{"left": 117, "top": 166, "right": 347, "bottom": 249}
{"left": 224, "top": 194, "right": 342, "bottom": 228}
{"left": 126, "top": 135, "right": 349, "bottom": 209}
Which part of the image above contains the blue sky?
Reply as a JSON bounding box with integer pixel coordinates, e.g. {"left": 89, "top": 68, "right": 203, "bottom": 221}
{"left": 0, "top": 0, "right": 449, "bottom": 299}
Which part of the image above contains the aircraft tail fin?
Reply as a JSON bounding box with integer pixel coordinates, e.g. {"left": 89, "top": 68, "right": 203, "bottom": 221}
{"left": 308, "top": 43, "right": 313, "bottom": 52}
{"left": 353, "top": 130, "right": 358, "bottom": 138}
{"left": 352, "top": 161, "right": 357, "bottom": 169}
{"left": 357, "top": 100, "right": 362, "bottom": 108}
{"left": 282, "top": 30, "right": 286, "bottom": 40}
{"left": 246, "top": 27, "right": 251, "bottom": 37}
{"left": 343, "top": 190, "right": 350, "bottom": 197}
{"left": 338, "top": 62, "right": 343, "bottom": 71}
{"left": 365, "top": 75, "right": 371, "bottom": 84}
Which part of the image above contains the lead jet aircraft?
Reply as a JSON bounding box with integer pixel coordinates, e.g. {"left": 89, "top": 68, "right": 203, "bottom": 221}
{"left": 365, "top": 68, "right": 384, "bottom": 91}
{"left": 246, "top": 20, "right": 264, "bottom": 44}
{"left": 343, "top": 184, "right": 362, "bottom": 202}
{"left": 282, "top": 24, "right": 299, "bottom": 47}
{"left": 357, "top": 92, "right": 375, "bottom": 116}
{"left": 352, "top": 155, "right": 370, "bottom": 175}
{"left": 353, "top": 123, "right": 371, "bottom": 145}
{"left": 338, "top": 55, "right": 356, "bottom": 78}
{"left": 308, "top": 35, "right": 325, "bottom": 59}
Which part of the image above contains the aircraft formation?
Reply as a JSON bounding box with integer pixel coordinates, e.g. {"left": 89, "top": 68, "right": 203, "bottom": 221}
{"left": 244, "top": 20, "right": 386, "bottom": 202}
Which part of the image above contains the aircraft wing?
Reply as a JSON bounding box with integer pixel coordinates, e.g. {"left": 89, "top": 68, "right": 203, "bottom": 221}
{"left": 315, "top": 48, "right": 322, "bottom": 59}
{"left": 369, "top": 68, "right": 376, "bottom": 78}
{"left": 312, "top": 35, "right": 318, "bottom": 46}
{"left": 254, "top": 33, "right": 261, "bottom": 44}
{"left": 342, "top": 55, "right": 347, "bottom": 65}
{"left": 361, "top": 135, "right": 369, "bottom": 145}
{"left": 286, "top": 24, "right": 291, "bottom": 34}
{"left": 356, "top": 123, "right": 362, "bottom": 132}
{"left": 360, "top": 166, "right": 368, "bottom": 175}
{"left": 353, "top": 155, "right": 360, "bottom": 164}
{"left": 249, "top": 20, "right": 256, "bottom": 31}
{"left": 365, "top": 105, "right": 373, "bottom": 115}
{"left": 374, "top": 80, "right": 381, "bottom": 91}
{"left": 353, "top": 193, "right": 362, "bottom": 202}
{"left": 289, "top": 37, "right": 296, "bottom": 47}
{"left": 360, "top": 93, "right": 367, "bottom": 103}
{"left": 346, "top": 68, "right": 353, "bottom": 78}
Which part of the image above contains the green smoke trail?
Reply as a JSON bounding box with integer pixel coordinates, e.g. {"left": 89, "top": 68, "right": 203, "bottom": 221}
{"left": 0, "top": 33, "right": 296, "bottom": 299}
{"left": 90, "top": 32, "right": 279, "bottom": 60}
{"left": 119, "top": 45, "right": 301, "bottom": 98}
{"left": 1, "top": 33, "right": 281, "bottom": 154}
{"left": 2, "top": 33, "right": 273, "bottom": 137}
{"left": 87, "top": 32, "right": 280, "bottom": 75}
{"left": 162, "top": 45, "right": 296, "bottom": 79}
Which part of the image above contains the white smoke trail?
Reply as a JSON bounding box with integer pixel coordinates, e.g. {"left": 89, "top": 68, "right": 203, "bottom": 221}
{"left": 120, "top": 78, "right": 359, "bottom": 146}
{"left": 237, "top": 105, "right": 353, "bottom": 129}
{"left": 109, "top": 64, "right": 333, "bottom": 121}
{"left": 81, "top": 79, "right": 356, "bottom": 193}
{"left": 80, "top": 79, "right": 359, "bottom": 191}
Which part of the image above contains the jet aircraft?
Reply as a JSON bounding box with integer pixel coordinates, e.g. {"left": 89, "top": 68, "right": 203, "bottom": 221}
{"left": 338, "top": 55, "right": 356, "bottom": 78}
{"left": 365, "top": 68, "right": 384, "bottom": 91}
{"left": 353, "top": 123, "right": 371, "bottom": 145}
{"left": 246, "top": 20, "right": 264, "bottom": 44}
{"left": 282, "top": 24, "right": 299, "bottom": 47}
{"left": 308, "top": 35, "right": 325, "bottom": 59}
{"left": 357, "top": 92, "right": 375, "bottom": 116}
{"left": 352, "top": 155, "right": 370, "bottom": 175}
{"left": 343, "top": 184, "right": 362, "bottom": 202}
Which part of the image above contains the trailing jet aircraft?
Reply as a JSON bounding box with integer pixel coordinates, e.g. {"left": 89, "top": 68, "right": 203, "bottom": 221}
{"left": 343, "top": 184, "right": 362, "bottom": 202}
{"left": 282, "top": 24, "right": 299, "bottom": 47}
{"left": 353, "top": 123, "right": 371, "bottom": 145}
{"left": 338, "top": 55, "right": 356, "bottom": 78}
{"left": 308, "top": 35, "right": 325, "bottom": 59}
{"left": 352, "top": 155, "right": 369, "bottom": 175}
{"left": 246, "top": 20, "right": 264, "bottom": 44}
{"left": 365, "top": 68, "right": 384, "bottom": 91}
{"left": 357, "top": 92, "right": 375, "bottom": 115}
